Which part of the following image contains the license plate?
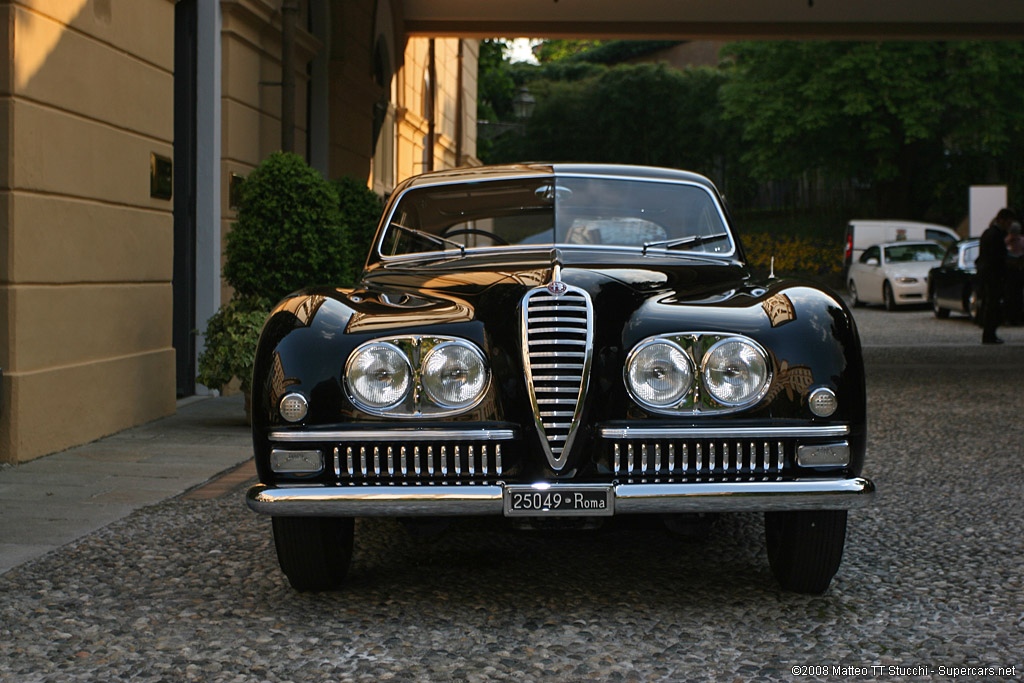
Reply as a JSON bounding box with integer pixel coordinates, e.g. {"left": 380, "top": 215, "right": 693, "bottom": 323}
{"left": 504, "top": 485, "right": 613, "bottom": 517}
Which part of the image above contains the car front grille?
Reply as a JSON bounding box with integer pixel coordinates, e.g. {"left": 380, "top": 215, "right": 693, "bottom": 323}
{"left": 603, "top": 438, "right": 791, "bottom": 482}
{"left": 335, "top": 441, "right": 511, "bottom": 484}
{"left": 521, "top": 286, "right": 593, "bottom": 470}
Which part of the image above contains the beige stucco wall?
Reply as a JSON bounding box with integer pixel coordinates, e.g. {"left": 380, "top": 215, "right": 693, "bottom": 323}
{"left": 0, "top": 0, "right": 479, "bottom": 464}
{"left": 395, "top": 36, "right": 478, "bottom": 184}
{"left": 0, "top": 0, "right": 177, "bottom": 464}
{"left": 220, "top": 0, "right": 318, "bottom": 305}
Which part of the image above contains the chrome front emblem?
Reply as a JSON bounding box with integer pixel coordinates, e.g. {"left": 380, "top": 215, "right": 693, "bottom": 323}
{"left": 546, "top": 280, "right": 567, "bottom": 296}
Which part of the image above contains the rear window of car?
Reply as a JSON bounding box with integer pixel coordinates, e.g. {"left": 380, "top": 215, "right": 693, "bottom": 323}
{"left": 883, "top": 243, "right": 945, "bottom": 262}
{"left": 379, "top": 176, "right": 734, "bottom": 258}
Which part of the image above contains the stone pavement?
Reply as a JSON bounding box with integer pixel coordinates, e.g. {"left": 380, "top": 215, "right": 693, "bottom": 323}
{"left": 0, "top": 395, "right": 253, "bottom": 575}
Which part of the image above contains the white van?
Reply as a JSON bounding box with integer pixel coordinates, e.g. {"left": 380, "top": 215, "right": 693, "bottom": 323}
{"left": 843, "top": 220, "right": 959, "bottom": 276}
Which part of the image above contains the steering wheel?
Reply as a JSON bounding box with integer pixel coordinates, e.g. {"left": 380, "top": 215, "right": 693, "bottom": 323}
{"left": 441, "top": 228, "right": 510, "bottom": 245}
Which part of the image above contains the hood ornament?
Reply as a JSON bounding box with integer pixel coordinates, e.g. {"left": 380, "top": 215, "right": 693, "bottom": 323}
{"left": 546, "top": 249, "right": 567, "bottom": 296}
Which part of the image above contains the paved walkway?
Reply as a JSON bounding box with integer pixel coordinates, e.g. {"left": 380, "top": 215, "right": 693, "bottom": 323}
{"left": 0, "top": 395, "right": 253, "bottom": 575}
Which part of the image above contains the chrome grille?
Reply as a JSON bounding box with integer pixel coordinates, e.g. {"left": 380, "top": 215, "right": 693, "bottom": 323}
{"left": 607, "top": 439, "right": 790, "bottom": 481}
{"left": 522, "top": 286, "right": 593, "bottom": 470}
{"left": 335, "top": 442, "right": 506, "bottom": 484}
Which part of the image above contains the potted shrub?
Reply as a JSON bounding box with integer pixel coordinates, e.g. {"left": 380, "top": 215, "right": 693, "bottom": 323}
{"left": 197, "top": 152, "right": 381, "bottom": 409}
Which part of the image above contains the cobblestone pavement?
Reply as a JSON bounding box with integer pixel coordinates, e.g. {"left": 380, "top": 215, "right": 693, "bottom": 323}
{"left": 1, "top": 306, "right": 1023, "bottom": 682}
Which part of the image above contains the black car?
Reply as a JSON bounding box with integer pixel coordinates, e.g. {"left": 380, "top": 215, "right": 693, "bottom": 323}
{"left": 246, "top": 163, "right": 875, "bottom": 594}
{"left": 928, "top": 239, "right": 980, "bottom": 320}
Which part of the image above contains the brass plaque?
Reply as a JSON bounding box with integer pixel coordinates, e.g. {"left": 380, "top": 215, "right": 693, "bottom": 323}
{"left": 229, "top": 173, "right": 246, "bottom": 209}
{"left": 150, "top": 153, "right": 172, "bottom": 200}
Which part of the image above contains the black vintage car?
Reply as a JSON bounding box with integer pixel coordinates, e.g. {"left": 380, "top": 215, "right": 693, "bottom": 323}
{"left": 246, "top": 164, "right": 875, "bottom": 594}
{"left": 928, "top": 239, "right": 981, "bottom": 320}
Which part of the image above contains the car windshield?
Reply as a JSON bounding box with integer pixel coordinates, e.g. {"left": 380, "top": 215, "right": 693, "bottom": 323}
{"left": 378, "top": 176, "right": 734, "bottom": 258}
{"left": 883, "top": 243, "right": 945, "bottom": 263}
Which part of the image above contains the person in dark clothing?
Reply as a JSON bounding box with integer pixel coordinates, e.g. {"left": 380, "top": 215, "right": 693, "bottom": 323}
{"left": 1005, "top": 221, "right": 1024, "bottom": 325}
{"left": 975, "top": 208, "right": 1016, "bottom": 344}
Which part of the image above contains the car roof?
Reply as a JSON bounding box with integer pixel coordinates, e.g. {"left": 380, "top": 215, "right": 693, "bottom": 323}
{"left": 394, "top": 163, "right": 719, "bottom": 192}
{"left": 848, "top": 219, "right": 956, "bottom": 231}
{"left": 871, "top": 240, "right": 945, "bottom": 248}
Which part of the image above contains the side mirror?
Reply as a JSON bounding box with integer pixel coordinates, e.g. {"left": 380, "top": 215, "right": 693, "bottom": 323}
{"left": 866, "top": 258, "right": 879, "bottom": 266}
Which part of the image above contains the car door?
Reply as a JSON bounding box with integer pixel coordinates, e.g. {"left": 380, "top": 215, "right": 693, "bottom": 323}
{"left": 930, "top": 245, "right": 960, "bottom": 309}
{"left": 852, "top": 245, "right": 884, "bottom": 303}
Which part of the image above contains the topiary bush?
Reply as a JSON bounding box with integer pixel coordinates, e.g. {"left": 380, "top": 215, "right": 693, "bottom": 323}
{"left": 333, "top": 175, "right": 384, "bottom": 281}
{"left": 224, "top": 151, "right": 350, "bottom": 303}
{"left": 198, "top": 152, "right": 383, "bottom": 395}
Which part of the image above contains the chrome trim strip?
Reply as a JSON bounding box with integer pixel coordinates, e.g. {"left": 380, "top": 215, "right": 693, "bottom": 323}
{"left": 246, "top": 477, "right": 875, "bottom": 517}
{"left": 248, "top": 484, "right": 505, "bottom": 516}
{"left": 269, "top": 429, "right": 516, "bottom": 443}
{"left": 613, "top": 478, "right": 875, "bottom": 513}
{"left": 598, "top": 426, "right": 850, "bottom": 439}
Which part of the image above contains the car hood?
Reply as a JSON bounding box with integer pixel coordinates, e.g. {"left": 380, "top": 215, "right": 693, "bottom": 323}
{"left": 359, "top": 250, "right": 750, "bottom": 308}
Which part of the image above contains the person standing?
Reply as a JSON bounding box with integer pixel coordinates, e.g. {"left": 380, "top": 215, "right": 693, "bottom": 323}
{"left": 976, "top": 209, "right": 1014, "bottom": 344}
{"left": 1004, "top": 221, "right": 1024, "bottom": 325}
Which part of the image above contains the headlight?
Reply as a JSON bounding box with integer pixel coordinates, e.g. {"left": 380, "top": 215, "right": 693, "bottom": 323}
{"left": 626, "top": 340, "right": 693, "bottom": 408}
{"left": 701, "top": 338, "right": 770, "bottom": 406}
{"left": 421, "top": 341, "right": 488, "bottom": 409}
{"left": 346, "top": 342, "right": 412, "bottom": 409}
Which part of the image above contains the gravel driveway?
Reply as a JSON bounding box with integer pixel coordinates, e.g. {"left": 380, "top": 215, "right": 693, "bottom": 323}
{"left": 1, "top": 304, "right": 1022, "bottom": 682}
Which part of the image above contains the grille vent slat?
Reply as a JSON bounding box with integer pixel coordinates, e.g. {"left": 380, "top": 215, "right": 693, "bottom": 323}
{"left": 335, "top": 442, "right": 510, "bottom": 484}
{"left": 608, "top": 439, "right": 791, "bottom": 481}
{"left": 523, "top": 286, "right": 593, "bottom": 469}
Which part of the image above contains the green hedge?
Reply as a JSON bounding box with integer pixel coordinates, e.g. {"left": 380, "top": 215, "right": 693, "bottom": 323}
{"left": 197, "top": 153, "right": 381, "bottom": 392}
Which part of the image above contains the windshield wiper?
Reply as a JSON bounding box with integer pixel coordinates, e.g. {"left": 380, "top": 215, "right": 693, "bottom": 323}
{"left": 390, "top": 223, "right": 465, "bottom": 256}
{"left": 642, "top": 232, "right": 730, "bottom": 255}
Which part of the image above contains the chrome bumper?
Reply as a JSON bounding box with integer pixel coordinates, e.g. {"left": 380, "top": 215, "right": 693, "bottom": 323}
{"left": 246, "top": 477, "right": 875, "bottom": 517}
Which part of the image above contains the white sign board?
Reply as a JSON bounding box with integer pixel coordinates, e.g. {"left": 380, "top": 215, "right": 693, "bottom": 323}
{"left": 969, "top": 186, "right": 1007, "bottom": 237}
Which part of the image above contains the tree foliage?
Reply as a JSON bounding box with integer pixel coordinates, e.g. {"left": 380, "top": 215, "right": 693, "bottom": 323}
{"left": 534, "top": 40, "right": 606, "bottom": 63}
{"left": 478, "top": 39, "right": 1024, "bottom": 223}
{"left": 477, "top": 40, "right": 516, "bottom": 122}
{"left": 486, "top": 62, "right": 740, "bottom": 187}
{"left": 720, "top": 41, "right": 1024, "bottom": 216}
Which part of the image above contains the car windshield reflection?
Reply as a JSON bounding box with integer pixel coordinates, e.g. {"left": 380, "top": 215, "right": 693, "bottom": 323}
{"left": 883, "top": 242, "right": 945, "bottom": 263}
{"left": 378, "top": 176, "right": 735, "bottom": 259}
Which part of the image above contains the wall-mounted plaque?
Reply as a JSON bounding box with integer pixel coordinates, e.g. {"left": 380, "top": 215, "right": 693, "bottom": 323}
{"left": 150, "top": 153, "right": 173, "bottom": 200}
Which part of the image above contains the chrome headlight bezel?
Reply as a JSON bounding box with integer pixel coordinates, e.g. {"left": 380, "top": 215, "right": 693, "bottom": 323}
{"left": 623, "top": 332, "right": 774, "bottom": 415}
{"left": 700, "top": 336, "right": 772, "bottom": 408}
{"left": 421, "top": 340, "right": 489, "bottom": 410}
{"left": 624, "top": 338, "right": 694, "bottom": 409}
{"left": 344, "top": 341, "right": 414, "bottom": 411}
{"left": 344, "top": 335, "right": 490, "bottom": 417}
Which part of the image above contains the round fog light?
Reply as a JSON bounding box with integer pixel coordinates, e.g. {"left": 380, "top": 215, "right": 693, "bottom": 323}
{"left": 808, "top": 387, "right": 838, "bottom": 417}
{"left": 279, "top": 392, "right": 309, "bottom": 422}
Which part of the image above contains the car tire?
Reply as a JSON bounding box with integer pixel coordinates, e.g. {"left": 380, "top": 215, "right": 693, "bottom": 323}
{"left": 932, "top": 290, "right": 950, "bottom": 319}
{"left": 883, "top": 281, "right": 897, "bottom": 311}
{"left": 847, "top": 280, "right": 863, "bottom": 307}
{"left": 272, "top": 516, "right": 354, "bottom": 591}
{"left": 968, "top": 287, "right": 981, "bottom": 324}
{"left": 764, "top": 510, "right": 847, "bottom": 594}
